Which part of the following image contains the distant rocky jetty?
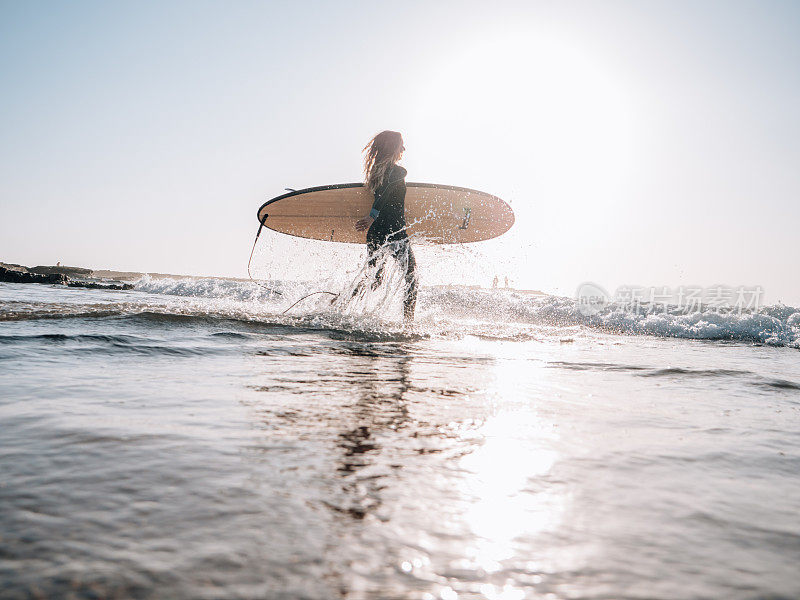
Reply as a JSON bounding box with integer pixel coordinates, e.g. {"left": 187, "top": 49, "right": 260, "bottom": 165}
{"left": 0, "top": 263, "right": 133, "bottom": 290}
{"left": 30, "top": 265, "right": 93, "bottom": 278}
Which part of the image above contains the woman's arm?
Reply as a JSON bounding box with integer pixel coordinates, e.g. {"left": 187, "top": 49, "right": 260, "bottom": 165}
{"left": 355, "top": 178, "right": 404, "bottom": 231}
{"left": 355, "top": 214, "right": 374, "bottom": 231}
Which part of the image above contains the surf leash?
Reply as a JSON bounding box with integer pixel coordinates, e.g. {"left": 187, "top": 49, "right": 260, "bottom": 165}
{"left": 248, "top": 205, "right": 340, "bottom": 312}
{"left": 247, "top": 215, "right": 283, "bottom": 296}
{"left": 281, "top": 291, "right": 339, "bottom": 314}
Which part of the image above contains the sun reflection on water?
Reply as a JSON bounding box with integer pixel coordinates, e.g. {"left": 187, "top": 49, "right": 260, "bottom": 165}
{"left": 443, "top": 350, "right": 569, "bottom": 597}
{"left": 460, "top": 410, "right": 563, "bottom": 575}
{"left": 385, "top": 345, "right": 576, "bottom": 597}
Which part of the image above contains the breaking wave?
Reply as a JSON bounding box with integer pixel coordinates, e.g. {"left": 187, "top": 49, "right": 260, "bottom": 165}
{"left": 135, "top": 276, "right": 800, "bottom": 347}
{"left": 3, "top": 276, "right": 799, "bottom": 347}
{"left": 425, "top": 289, "right": 800, "bottom": 347}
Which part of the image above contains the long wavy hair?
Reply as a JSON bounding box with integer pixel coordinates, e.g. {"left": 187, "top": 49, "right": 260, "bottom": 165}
{"left": 363, "top": 130, "right": 404, "bottom": 193}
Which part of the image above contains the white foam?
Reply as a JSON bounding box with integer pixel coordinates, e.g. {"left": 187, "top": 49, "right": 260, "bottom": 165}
{"left": 420, "top": 289, "right": 800, "bottom": 347}
{"left": 129, "top": 276, "right": 800, "bottom": 347}
{"left": 133, "top": 274, "right": 284, "bottom": 303}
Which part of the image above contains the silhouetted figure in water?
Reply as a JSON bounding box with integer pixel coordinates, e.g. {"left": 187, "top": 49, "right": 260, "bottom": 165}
{"left": 355, "top": 131, "right": 418, "bottom": 322}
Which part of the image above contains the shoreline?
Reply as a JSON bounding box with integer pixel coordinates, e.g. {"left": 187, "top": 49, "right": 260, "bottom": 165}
{"left": 0, "top": 262, "right": 243, "bottom": 283}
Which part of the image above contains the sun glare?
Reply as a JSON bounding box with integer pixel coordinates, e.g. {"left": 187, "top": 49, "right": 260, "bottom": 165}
{"left": 411, "top": 33, "right": 637, "bottom": 219}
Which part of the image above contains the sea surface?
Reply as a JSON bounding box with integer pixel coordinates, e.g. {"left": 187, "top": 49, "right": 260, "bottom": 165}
{"left": 1, "top": 276, "right": 799, "bottom": 600}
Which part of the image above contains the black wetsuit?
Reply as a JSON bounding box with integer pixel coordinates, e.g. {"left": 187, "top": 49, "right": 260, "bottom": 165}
{"left": 366, "top": 164, "right": 418, "bottom": 319}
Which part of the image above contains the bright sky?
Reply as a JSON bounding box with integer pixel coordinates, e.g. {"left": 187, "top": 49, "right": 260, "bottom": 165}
{"left": 2, "top": 1, "right": 798, "bottom": 304}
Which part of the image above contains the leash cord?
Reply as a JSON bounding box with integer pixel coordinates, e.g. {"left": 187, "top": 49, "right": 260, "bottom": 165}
{"left": 247, "top": 218, "right": 283, "bottom": 296}
{"left": 282, "top": 291, "right": 338, "bottom": 314}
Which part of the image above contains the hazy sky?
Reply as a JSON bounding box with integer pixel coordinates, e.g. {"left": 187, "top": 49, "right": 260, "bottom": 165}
{"left": 1, "top": 0, "right": 798, "bottom": 303}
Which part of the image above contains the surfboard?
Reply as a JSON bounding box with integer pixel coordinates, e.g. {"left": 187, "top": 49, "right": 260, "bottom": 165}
{"left": 255, "top": 183, "right": 514, "bottom": 244}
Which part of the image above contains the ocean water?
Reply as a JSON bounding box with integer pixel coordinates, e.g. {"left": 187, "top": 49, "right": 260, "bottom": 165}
{"left": 1, "top": 276, "right": 799, "bottom": 600}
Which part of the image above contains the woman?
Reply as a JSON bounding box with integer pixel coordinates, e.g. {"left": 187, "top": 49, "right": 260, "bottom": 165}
{"left": 355, "top": 130, "right": 418, "bottom": 322}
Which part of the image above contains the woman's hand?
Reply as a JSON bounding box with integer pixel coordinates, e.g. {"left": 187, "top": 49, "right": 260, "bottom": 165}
{"left": 354, "top": 215, "right": 374, "bottom": 232}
